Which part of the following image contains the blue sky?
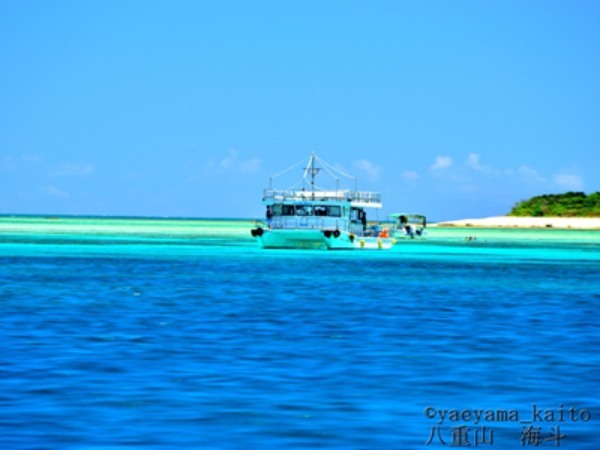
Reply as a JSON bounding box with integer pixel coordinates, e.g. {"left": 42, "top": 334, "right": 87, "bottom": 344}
{"left": 1, "top": 0, "right": 599, "bottom": 221}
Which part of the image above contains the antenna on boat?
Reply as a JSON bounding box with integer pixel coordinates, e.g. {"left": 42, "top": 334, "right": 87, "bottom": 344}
{"left": 302, "top": 152, "right": 321, "bottom": 197}
{"left": 272, "top": 152, "right": 359, "bottom": 193}
{"left": 310, "top": 152, "right": 320, "bottom": 198}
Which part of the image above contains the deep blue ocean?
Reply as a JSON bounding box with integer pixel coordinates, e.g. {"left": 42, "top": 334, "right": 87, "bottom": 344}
{"left": 1, "top": 217, "right": 599, "bottom": 449}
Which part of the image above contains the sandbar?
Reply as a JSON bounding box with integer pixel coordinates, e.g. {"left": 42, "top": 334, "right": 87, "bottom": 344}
{"left": 435, "top": 216, "right": 600, "bottom": 230}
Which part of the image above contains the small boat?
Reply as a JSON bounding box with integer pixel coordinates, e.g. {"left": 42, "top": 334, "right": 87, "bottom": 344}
{"left": 250, "top": 153, "right": 393, "bottom": 250}
{"left": 358, "top": 213, "right": 427, "bottom": 242}
{"left": 388, "top": 213, "right": 427, "bottom": 239}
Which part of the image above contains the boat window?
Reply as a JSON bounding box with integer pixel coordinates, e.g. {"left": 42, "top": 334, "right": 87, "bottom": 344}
{"left": 295, "top": 205, "right": 313, "bottom": 216}
{"left": 271, "top": 204, "right": 282, "bottom": 216}
{"left": 327, "top": 206, "right": 341, "bottom": 217}
{"left": 314, "top": 206, "right": 327, "bottom": 216}
{"left": 281, "top": 205, "right": 295, "bottom": 216}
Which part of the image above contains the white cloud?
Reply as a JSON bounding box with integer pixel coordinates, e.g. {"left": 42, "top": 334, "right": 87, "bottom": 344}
{"left": 465, "top": 153, "right": 483, "bottom": 171}
{"left": 204, "top": 157, "right": 217, "bottom": 172}
{"left": 55, "top": 162, "right": 95, "bottom": 177}
{"left": 21, "top": 154, "right": 43, "bottom": 164}
{"left": 430, "top": 155, "right": 453, "bottom": 171}
{"left": 220, "top": 149, "right": 237, "bottom": 170}
{"left": 205, "top": 149, "right": 262, "bottom": 175}
{"left": 1, "top": 154, "right": 43, "bottom": 171}
{"left": 402, "top": 170, "right": 419, "bottom": 182}
{"left": 41, "top": 185, "right": 70, "bottom": 198}
{"left": 426, "top": 153, "right": 588, "bottom": 196}
{"left": 518, "top": 165, "right": 545, "bottom": 183}
{"left": 240, "top": 157, "right": 262, "bottom": 174}
{"left": 353, "top": 159, "right": 381, "bottom": 181}
{"left": 554, "top": 174, "right": 583, "bottom": 191}
{"left": 0, "top": 156, "right": 17, "bottom": 171}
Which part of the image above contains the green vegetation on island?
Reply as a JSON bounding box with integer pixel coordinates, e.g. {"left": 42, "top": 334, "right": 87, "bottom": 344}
{"left": 508, "top": 192, "right": 600, "bottom": 217}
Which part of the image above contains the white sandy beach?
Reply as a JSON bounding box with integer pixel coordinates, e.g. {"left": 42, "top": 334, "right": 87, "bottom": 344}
{"left": 435, "top": 216, "right": 600, "bottom": 230}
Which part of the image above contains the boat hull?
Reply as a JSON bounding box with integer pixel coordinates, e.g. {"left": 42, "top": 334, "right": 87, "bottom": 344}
{"left": 258, "top": 229, "right": 329, "bottom": 249}
{"left": 256, "top": 229, "right": 392, "bottom": 250}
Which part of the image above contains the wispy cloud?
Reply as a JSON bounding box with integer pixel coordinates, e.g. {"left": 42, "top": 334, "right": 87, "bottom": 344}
{"left": 220, "top": 149, "right": 237, "bottom": 170}
{"left": 205, "top": 149, "right": 262, "bottom": 175}
{"left": 21, "top": 154, "right": 43, "bottom": 165}
{"left": 40, "top": 185, "right": 70, "bottom": 198}
{"left": 240, "top": 156, "right": 262, "bottom": 174}
{"left": 465, "top": 153, "right": 488, "bottom": 172}
{"left": 0, "top": 156, "right": 17, "bottom": 171}
{"left": 554, "top": 173, "right": 583, "bottom": 191}
{"left": 402, "top": 170, "right": 419, "bottom": 183}
{"left": 54, "top": 162, "right": 95, "bottom": 177}
{"left": 1, "top": 154, "right": 43, "bottom": 171}
{"left": 430, "top": 155, "right": 453, "bottom": 171}
{"left": 429, "top": 153, "right": 557, "bottom": 193}
{"left": 353, "top": 159, "right": 381, "bottom": 181}
{"left": 517, "top": 165, "right": 546, "bottom": 183}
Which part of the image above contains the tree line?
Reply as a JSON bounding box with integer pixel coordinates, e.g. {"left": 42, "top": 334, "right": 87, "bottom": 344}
{"left": 508, "top": 192, "right": 600, "bottom": 217}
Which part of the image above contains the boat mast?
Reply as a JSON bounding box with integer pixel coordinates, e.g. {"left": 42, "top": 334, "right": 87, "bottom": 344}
{"left": 311, "top": 152, "right": 315, "bottom": 198}
{"left": 308, "top": 152, "right": 320, "bottom": 200}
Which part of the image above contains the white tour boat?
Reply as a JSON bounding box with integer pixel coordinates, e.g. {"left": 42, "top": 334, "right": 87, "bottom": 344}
{"left": 250, "top": 153, "right": 394, "bottom": 250}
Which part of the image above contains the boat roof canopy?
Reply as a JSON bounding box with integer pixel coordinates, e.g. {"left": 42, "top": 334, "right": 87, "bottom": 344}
{"left": 263, "top": 188, "right": 382, "bottom": 208}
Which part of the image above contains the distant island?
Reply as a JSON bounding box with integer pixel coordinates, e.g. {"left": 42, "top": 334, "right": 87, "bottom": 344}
{"left": 436, "top": 191, "right": 600, "bottom": 229}
{"left": 508, "top": 192, "right": 600, "bottom": 217}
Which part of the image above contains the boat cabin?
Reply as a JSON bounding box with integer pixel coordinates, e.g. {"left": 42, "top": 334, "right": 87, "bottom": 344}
{"left": 263, "top": 189, "right": 376, "bottom": 237}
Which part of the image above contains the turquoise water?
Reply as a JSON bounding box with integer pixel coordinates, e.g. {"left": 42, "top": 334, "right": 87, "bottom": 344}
{"left": 1, "top": 217, "right": 599, "bottom": 449}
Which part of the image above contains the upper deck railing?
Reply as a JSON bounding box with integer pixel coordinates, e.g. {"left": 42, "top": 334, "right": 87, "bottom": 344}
{"left": 263, "top": 189, "right": 382, "bottom": 205}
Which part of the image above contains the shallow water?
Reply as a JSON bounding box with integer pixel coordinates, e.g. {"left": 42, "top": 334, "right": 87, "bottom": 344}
{"left": 1, "top": 216, "right": 599, "bottom": 449}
